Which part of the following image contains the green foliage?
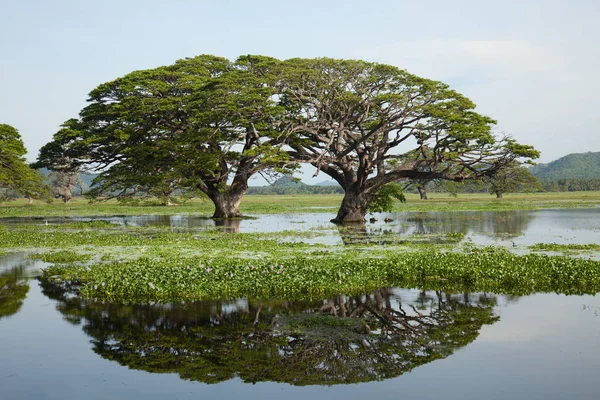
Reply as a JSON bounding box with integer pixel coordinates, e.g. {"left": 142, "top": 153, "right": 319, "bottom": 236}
{"left": 37, "top": 55, "right": 295, "bottom": 218}
{"left": 276, "top": 57, "right": 538, "bottom": 221}
{"left": 366, "top": 183, "right": 407, "bottom": 213}
{"left": 529, "top": 243, "right": 600, "bottom": 252}
{"left": 0, "top": 124, "right": 49, "bottom": 201}
{"left": 40, "top": 249, "right": 600, "bottom": 304}
{"left": 542, "top": 178, "right": 600, "bottom": 192}
{"left": 28, "top": 250, "right": 91, "bottom": 263}
{"left": 485, "top": 163, "right": 543, "bottom": 197}
{"left": 35, "top": 55, "right": 539, "bottom": 221}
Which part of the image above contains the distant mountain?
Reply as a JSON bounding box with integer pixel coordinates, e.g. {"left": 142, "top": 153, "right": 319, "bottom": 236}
{"left": 530, "top": 152, "right": 600, "bottom": 181}
{"left": 314, "top": 180, "right": 339, "bottom": 186}
{"left": 271, "top": 175, "right": 307, "bottom": 188}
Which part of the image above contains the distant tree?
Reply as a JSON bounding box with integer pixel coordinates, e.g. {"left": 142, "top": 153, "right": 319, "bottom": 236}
{"left": 485, "top": 163, "right": 542, "bottom": 198}
{"left": 0, "top": 124, "right": 49, "bottom": 202}
{"left": 402, "top": 178, "right": 433, "bottom": 200}
{"left": 48, "top": 171, "right": 84, "bottom": 203}
{"left": 279, "top": 58, "right": 539, "bottom": 222}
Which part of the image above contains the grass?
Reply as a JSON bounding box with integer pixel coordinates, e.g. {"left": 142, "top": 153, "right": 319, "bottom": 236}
{"left": 0, "top": 191, "right": 599, "bottom": 218}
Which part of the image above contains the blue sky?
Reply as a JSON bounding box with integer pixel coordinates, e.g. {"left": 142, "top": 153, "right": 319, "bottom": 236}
{"left": 1, "top": 0, "right": 599, "bottom": 183}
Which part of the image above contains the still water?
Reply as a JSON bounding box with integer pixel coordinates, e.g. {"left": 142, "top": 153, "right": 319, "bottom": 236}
{"left": 1, "top": 209, "right": 599, "bottom": 399}
{"left": 6, "top": 208, "right": 600, "bottom": 247}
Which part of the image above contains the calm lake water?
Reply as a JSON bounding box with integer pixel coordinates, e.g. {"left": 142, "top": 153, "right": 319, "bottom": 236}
{"left": 1, "top": 209, "right": 599, "bottom": 399}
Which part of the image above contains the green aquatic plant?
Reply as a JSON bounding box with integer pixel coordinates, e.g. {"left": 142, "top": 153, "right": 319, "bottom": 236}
{"left": 41, "top": 250, "right": 600, "bottom": 304}
{"left": 28, "top": 250, "right": 92, "bottom": 263}
{"left": 529, "top": 243, "right": 600, "bottom": 252}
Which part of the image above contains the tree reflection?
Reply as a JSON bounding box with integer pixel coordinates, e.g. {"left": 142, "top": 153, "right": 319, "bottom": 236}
{"left": 339, "top": 211, "right": 535, "bottom": 245}
{"left": 0, "top": 265, "right": 29, "bottom": 320}
{"left": 41, "top": 283, "right": 499, "bottom": 385}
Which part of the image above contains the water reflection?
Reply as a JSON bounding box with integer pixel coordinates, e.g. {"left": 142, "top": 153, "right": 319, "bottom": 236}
{"left": 0, "top": 265, "right": 29, "bottom": 320}
{"left": 1, "top": 209, "right": 546, "bottom": 246}
{"left": 41, "top": 283, "right": 499, "bottom": 385}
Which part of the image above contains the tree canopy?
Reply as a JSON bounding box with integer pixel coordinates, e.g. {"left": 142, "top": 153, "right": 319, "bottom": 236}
{"left": 36, "top": 55, "right": 539, "bottom": 221}
{"left": 36, "top": 55, "right": 294, "bottom": 217}
{"left": 277, "top": 58, "right": 539, "bottom": 221}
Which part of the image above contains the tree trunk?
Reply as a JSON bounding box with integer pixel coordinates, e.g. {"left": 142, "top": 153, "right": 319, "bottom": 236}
{"left": 332, "top": 189, "right": 368, "bottom": 223}
{"left": 417, "top": 186, "right": 428, "bottom": 200}
{"left": 208, "top": 189, "right": 245, "bottom": 219}
{"left": 496, "top": 192, "right": 503, "bottom": 199}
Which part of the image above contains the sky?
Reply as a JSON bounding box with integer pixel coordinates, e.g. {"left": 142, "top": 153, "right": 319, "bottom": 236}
{"left": 1, "top": 0, "right": 599, "bottom": 184}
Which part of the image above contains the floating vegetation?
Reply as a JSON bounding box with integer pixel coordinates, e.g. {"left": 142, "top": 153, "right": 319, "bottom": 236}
{"left": 41, "top": 250, "right": 600, "bottom": 304}
{"left": 529, "top": 243, "right": 600, "bottom": 252}
{"left": 28, "top": 250, "right": 92, "bottom": 264}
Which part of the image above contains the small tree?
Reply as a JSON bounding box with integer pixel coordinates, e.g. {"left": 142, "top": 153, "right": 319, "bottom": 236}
{"left": 485, "top": 164, "right": 542, "bottom": 198}
{"left": 48, "top": 171, "right": 84, "bottom": 203}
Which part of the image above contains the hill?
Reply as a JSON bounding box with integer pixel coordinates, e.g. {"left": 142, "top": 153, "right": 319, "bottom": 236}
{"left": 530, "top": 152, "right": 600, "bottom": 181}
{"left": 270, "top": 175, "right": 307, "bottom": 188}
{"left": 314, "top": 179, "right": 339, "bottom": 186}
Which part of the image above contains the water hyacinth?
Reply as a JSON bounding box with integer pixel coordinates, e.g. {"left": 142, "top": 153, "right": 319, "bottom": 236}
{"left": 40, "top": 250, "right": 600, "bottom": 304}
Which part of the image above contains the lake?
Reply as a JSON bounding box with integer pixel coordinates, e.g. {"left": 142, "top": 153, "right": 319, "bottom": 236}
{"left": 1, "top": 209, "right": 599, "bottom": 399}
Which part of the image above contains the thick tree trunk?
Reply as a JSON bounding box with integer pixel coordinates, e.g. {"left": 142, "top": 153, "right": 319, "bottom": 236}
{"left": 208, "top": 189, "right": 246, "bottom": 219}
{"left": 496, "top": 192, "right": 503, "bottom": 199}
{"left": 417, "top": 186, "right": 428, "bottom": 200}
{"left": 332, "top": 190, "right": 368, "bottom": 223}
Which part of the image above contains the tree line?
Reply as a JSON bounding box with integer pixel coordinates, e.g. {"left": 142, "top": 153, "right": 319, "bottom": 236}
{"left": 3, "top": 55, "right": 538, "bottom": 222}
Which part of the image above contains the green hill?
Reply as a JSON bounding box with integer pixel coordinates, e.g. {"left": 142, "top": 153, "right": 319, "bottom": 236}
{"left": 271, "top": 175, "right": 307, "bottom": 188}
{"left": 530, "top": 152, "right": 600, "bottom": 181}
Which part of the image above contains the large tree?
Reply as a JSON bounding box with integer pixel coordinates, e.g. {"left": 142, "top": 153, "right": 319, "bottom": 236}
{"left": 36, "top": 55, "right": 294, "bottom": 218}
{"left": 278, "top": 58, "right": 539, "bottom": 222}
{"left": 0, "top": 124, "right": 48, "bottom": 202}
